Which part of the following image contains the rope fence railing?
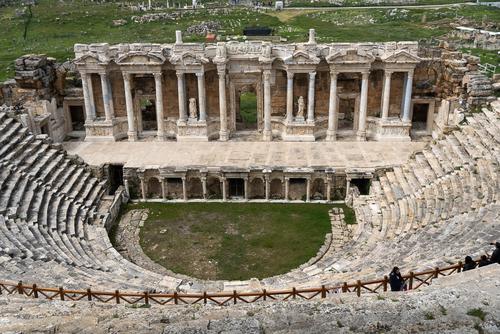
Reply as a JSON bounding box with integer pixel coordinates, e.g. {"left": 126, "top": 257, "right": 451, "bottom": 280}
{"left": 0, "top": 261, "right": 468, "bottom": 307}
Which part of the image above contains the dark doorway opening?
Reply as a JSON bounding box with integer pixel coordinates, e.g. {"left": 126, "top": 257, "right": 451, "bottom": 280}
{"left": 69, "top": 105, "right": 85, "bottom": 131}
{"left": 108, "top": 164, "right": 124, "bottom": 195}
{"left": 140, "top": 98, "right": 157, "bottom": 131}
{"left": 229, "top": 178, "right": 245, "bottom": 198}
{"left": 338, "top": 98, "right": 356, "bottom": 130}
{"left": 237, "top": 91, "right": 258, "bottom": 130}
{"left": 412, "top": 103, "right": 429, "bottom": 131}
{"left": 40, "top": 124, "right": 49, "bottom": 135}
{"left": 289, "top": 178, "right": 307, "bottom": 201}
{"left": 351, "top": 178, "right": 371, "bottom": 195}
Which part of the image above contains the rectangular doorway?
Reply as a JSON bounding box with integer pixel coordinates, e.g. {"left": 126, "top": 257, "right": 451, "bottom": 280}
{"left": 237, "top": 91, "right": 258, "bottom": 131}
{"left": 69, "top": 105, "right": 85, "bottom": 131}
{"left": 108, "top": 164, "right": 124, "bottom": 195}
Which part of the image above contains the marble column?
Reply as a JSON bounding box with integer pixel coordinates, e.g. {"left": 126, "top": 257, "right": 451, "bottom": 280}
{"left": 263, "top": 70, "right": 272, "bottom": 141}
{"left": 154, "top": 72, "right": 166, "bottom": 141}
{"left": 265, "top": 175, "right": 270, "bottom": 201}
{"left": 86, "top": 73, "right": 96, "bottom": 120}
{"left": 124, "top": 179, "right": 130, "bottom": 198}
{"left": 222, "top": 177, "right": 227, "bottom": 201}
{"left": 196, "top": 72, "right": 207, "bottom": 122}
{"left": 218, "top": 68, "right": 228, "bottom": 141}
{"left": 306, "top": 178, "right": 311, "bottom": 202}
{"left": 402, "top": 70, "right": 414, "bottom": 122}
{"left": 381, "top": 70, "right": 392, "bottom": 120}
{"left": 81, "top": 73, "right": 95, "bottom": 123}
{"left": 244, "top": 177, "right": 249, "bottom": 201}
{"left": 123, "top": 72, "right": 137, "bottom": 141}
{"left": 201, "top": 176, "right": 207, "bottom": 200}
{"left": 176, "top": 72, "right": 187, "bottom": 123}
{"left": 286, "top": 71, "right": 294, "bottom": 123}
{"left": 345, "top": 177, "right": 351, "bottom": 200}
{"left": 284, "top": 177, "right": 289, "bottom": 201}
{"left": 182, "top": 177, "right": 187, "bottom": 201}
{"left": 326, "top": 177, "right": 331, "bottom": 202}
{"left": 100, "top": 72, "right": 114, "bottom": 122}
{"left": 160, "top": 178, "right": 166, "bottom": 201}
{"left": 307, "top": 71, "right": 316, "bottom": 123}
{"left": 140, "top": 177, "right": 146, "bottom": 200}
{"left": 327, "top": 71, "right": 338, "bottom": 141}
{"left": 357, "top": 71, "right": 369, "bottom": 141}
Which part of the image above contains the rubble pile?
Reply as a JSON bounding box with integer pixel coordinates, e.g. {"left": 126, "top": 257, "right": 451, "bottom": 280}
{"left": 14, "top": 55, "right": 56, "bottom": 90}
{"left": 186, "top": 21, "right": 220, "bottom": 35}
{"left": 131, "top": 12, "right": 179, "bottom": 24}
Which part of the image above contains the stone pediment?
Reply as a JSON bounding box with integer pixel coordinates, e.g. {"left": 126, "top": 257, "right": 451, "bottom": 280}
{"left": 170, "top": 51, "right": 209, "bottom": 66}
{"left": 73, "top": 54, "right": 104, "bottom": 65}
{"left": 116, "top": 51, "right": 165, "bottom": 65}
{"left": 284, "top": 50, "right": 320, "bottom": 65}
{"left": 326, "top": 49, "right": 375, "bottom": 65}
{"left": 382, "top": 50, "right": 421, "bottom": 64}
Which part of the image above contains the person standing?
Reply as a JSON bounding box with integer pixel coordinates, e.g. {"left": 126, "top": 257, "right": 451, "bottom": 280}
{"left": 463, "top": 256, "right": 477, "bottom": 271}
{"left": 490, "top": 242, "right": 500, "bottom": 264}
{"left": 389, "top": 267, "right": 405, "bottom": 292}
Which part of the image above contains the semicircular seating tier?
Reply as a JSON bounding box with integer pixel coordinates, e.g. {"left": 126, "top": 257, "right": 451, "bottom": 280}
{"left": 0, "top": 100, "right": 499, "bottom": 293}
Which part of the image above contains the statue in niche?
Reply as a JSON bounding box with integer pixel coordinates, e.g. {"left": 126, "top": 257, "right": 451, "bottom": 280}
{"left": 296, "top": 96, "right": 305, "bottom": 121}
{"left": 215, "top": 42, "right": 226, "bottom": 59}
{"left": 189, "top": 98, "right": 198, "bottom": 120}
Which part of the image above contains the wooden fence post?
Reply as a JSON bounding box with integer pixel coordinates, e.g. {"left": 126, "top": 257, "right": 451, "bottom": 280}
{"left": 144, "top": 291, "right": 149, "bottom": 305}
{"left": 87, "top": 288, "right": 92, "bottom": 301}
{"left": 457, "top": 261, "right": 463, "bottom": 273}
{"left": 321, "top": 285, "right": 327, "bottom": 298}
{"left": 32, "top": 284, "right": 38, "bottom": 299}
{"left": 356, "top": 280, "right": 361, "bottom": 297}
{"left": 17, "top": 281, "right": 23, "bottom": 295}
{"left": 342, "top": 282, "right": 348, "bottom": 293}
{"left": 115, "top": 290, "right": 120, "bottom": 304}
{"left": 203, "top": 291, "right": 207, "bottom": 304}
{"left": 233, "top": 290, "right": 237, "bottom": 305}
{"left": 409, "top": 272, "right": 414, "bottom": 290}
{"left": 434, "top": 267, "right": 439, "bottom": 279}
{"left": 292, "top": 287, "right": 297, "bottom": 299}
{"left": 174, "top": 292, "right": 178, "bottom": 305}
{"left": 263, "top": 289, "right": 267, "bottom": 301}
{"left": 59, "top": 287, "right": 64, "bottom": 301}
{"left": 383, "top": 276, "right": 388, "bottom": 292}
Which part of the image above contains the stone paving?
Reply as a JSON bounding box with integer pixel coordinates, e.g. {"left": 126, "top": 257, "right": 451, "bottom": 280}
{"left": 63, "top": 141, "right": 427, "bottom": 169}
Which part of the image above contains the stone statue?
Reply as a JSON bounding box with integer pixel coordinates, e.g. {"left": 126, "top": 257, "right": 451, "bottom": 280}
{"left": 296, "top": 96, "right": 305, "bottom": 120}
{"left": 189, "top": 98, "right": 198, "bottom": 120}
{"left": 215, "top": 42, "right": 226, "bottom": 59}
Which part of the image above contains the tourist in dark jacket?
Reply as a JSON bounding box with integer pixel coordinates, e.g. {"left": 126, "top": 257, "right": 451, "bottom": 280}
{"left": 490, "top": 242, "right": 500, "bottom": 264}
{"left": 389, "top": 267, "right": 405, "bottom": 291}
{"left": 478, "top": 255, "right": 491, "bottom": 268}
{"left": 463, "top": 256, "right": 476, "bottom": 271}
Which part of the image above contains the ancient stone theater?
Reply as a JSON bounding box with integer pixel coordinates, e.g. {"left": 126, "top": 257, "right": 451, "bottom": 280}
{"left": 0, "top": 26, "right": 499, "bottom": 332}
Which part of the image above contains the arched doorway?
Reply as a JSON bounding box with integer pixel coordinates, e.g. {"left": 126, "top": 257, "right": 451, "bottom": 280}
{"left": 188, "top": 178, "right": 203, "bottom": 199}
{"left": 207, "top": 176, "right": 222, "bottom": 199}
{"left": 249, "top": 178, "right": 265, "bottom": 199}
{"left": 147, "top": 178, "right": 162, "bottom": 199}
{"left": 289, "top": 178, "right": 307, "bottom": 201}
{"left": 311, "top": 178, "right": 325, "bottom": 200}
{"left": 270, "top": 179, "right": 283, "bottom": 199}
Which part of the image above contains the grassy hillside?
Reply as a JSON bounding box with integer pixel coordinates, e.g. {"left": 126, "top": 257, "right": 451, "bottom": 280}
{"left": 0, "top": 1, "right": 498, "bottom": 81}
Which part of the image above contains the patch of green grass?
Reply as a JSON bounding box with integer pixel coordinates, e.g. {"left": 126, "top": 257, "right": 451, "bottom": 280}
{"left": 128, "top": 202, "right": 353, "bottom": 280}
{"left": 239, "top": 92, "right": 258, "bottom": 126}
{"left": 424, "top": 311, "right": 435, "bottom": 320}
{"left": 467, "top": 308, "right": 487, "bottom": 321}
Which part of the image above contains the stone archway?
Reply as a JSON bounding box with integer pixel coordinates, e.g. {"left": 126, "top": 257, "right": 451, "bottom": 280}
{"left": 147, "top": 177, "right": 162, "bottom": 199}
{"left": 249, "top": 178, "right": 265, "bottom": 199}
{"left": 207, "top": 176, "right": 222, "bottom": 199}
{"left": 311, "top": 178, "right": 325, "bottom": 201}
{"left": 188, "top": 177, "right": 203, "bottom": 199}
{"left": 166, "top": 178, "right": 183, "bottom": 199}
{"left": 289, "top": 178, "right": 307, "bottom": 201}
{"left": 270, "top": 179, "right": 283, "bottom": 199}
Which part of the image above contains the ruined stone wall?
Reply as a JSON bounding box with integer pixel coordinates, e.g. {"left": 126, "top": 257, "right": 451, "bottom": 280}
{"left": 205, "top": 70, "right": 219, "bottom": 119}
{"left": 271, "top": 70, "right": 286, "bottom": 117}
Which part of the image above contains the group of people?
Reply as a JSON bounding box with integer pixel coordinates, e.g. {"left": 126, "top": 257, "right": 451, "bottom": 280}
{"left": 388, "top": 242, "right": 500, "bottom": 292}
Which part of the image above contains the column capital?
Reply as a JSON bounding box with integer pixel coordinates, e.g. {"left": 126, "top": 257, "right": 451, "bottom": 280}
{"left": 195, "top": 72, "right": 205, "bottom": 78}
{"left": 330, "top": 70, "right": 339, "bottom": 77}
{"left": 287, "top": 71, "right": 294, "bottom": 80}
{"left": 361, "top": 70, "right": 370, "bottom": 78}
{"left": 384, "top": 70, "right": 393, "bottom": 77}
{"left": 407, "top": 69, "right": 414, "bottom": 78}
{"left": 309, "top": 71, "right": 317, "bottom": 79}
{"left": 176, "top": 71, "right": 185, "bottom": 78}
{"left": 181, "top": 176, "right": 186, "bottom": 181}
{"left": 122, "top": 72, "right": 131, "bottom": 82}
{"left": 153, "top": 72, "right": 163, "bottom": 80}
{"left": 263, "top": 70, "right": 271, "bottom": 81}
{"left": 98, "top": 71, "right": 109, "bottom": 78}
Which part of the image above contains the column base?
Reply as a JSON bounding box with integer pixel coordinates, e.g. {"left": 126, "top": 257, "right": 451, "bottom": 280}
{"left": 127, "top": 131, "right": 138, "bottom": 142}
{"left": 356, "top": 130, "right": 366, "bottom": 141}
{"left": 219, "top": 130, "right": 229, "bottom": 141}
{"left": 326, "top": 129, "right": 337, "bottom": 142}
{"left": 156, "top": 133, "right": 168, "bottom": 142}
{"left": 263, "top": 130, "right": 272, "bottom": 141}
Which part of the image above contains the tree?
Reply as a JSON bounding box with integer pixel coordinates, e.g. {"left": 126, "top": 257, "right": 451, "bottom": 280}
{"left": 22, "top": 2, "right": 34, "bottom": 41}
